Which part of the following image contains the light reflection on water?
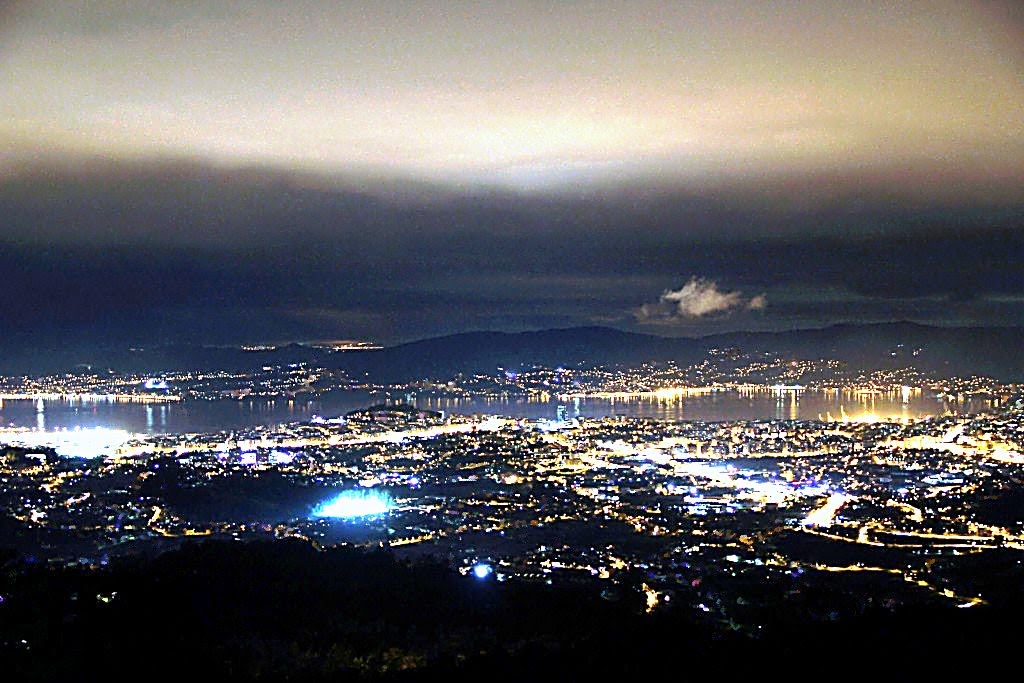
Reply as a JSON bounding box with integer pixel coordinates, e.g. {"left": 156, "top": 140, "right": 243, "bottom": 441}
{"left": 416, "top": 389, "right": 995, "bottom": 423}
{"left": 0, "top": 389, "right": 997, "bottom": 435}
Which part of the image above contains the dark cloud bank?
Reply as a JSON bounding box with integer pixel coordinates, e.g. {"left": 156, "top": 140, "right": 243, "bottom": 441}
{"left": 1, "top": 155, "right": 1021, "bottom": 354}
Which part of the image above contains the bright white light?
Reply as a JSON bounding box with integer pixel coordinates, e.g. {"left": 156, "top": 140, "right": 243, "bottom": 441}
{"left": 802, "top": 492, "right": 852, "bottom": 528}
{"left": 472, "top": 563, "right": 493, "bottom": 579}
{"left": 269, "top": 451, "right": 294, "bottom": 465}
{"left": 0, "top": 427, "right": 135, "bottom": 458}
{"left": 311, "top": 489, "right": 392, "bottom": 519}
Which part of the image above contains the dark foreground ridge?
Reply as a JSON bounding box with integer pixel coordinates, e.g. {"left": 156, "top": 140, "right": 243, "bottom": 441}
{"left": 2, "top": 539, "right": 1020, "bottom": 680}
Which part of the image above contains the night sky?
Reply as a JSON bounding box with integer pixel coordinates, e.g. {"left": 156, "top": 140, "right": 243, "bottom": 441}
{"left": 1, "top": 1, "right": 1022, "bottom": 348}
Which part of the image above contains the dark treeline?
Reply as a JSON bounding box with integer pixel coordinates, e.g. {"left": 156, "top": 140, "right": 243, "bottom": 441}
{"left": 1, "top": 539, "right": 1019, "bottom": 680}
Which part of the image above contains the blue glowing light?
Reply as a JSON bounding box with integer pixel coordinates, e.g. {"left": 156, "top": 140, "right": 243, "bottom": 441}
{"left": 472, "top": 563, "right": 493, "bottom": 579}
{"left": 311, "top": 489, "right": 393, "bottom": 519}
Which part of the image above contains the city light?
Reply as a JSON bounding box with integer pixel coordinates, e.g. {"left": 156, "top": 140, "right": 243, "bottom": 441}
{"left": 269, "top": 451, "right": 295, "bottom": 465}
{"left": 472, "top": 563, "right": 493, "bottom": 579}
{"left": 802, "top": 492, "right": 853, "bottom": 528}
{"left": 0, "top": 426, "right": 136, "bottom": 458}
{"left": 311, "top": 489, "right": 393, "bottom": 519}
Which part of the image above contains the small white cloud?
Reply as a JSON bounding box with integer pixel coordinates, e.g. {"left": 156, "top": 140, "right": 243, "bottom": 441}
{"left": 661, "top": 277, "right": 742, "bottom": 317}
{"left": 637, "top": 277, "right": 766, "bottom": 321}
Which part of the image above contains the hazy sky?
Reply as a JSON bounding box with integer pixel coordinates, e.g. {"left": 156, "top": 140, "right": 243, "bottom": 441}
{"left": 0, "top": 1, "right": 1022, "bottom": 353}
{"left": 4, "top": 1, "right": 1022, "bottom": 188}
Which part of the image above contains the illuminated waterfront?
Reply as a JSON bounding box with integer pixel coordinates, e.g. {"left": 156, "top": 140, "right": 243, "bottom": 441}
{"left": 0, "top": 390, "right": 983, "bottom": 437}
{"left": 0, "top": 388, "right": 996, "bottom": 436}
{"left": 401, "top": 387, "right": 994, "bottom": 423}
{"left": 0, "top": 393, "right": 380, "bottom": 434}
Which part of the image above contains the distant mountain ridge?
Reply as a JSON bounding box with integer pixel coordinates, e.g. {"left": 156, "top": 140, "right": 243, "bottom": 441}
{"left": 339, "top": 322, "right": 1024, "bottom": 382}
{"left": 3, "top": 322, "right": 1022, "bottom": 381}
